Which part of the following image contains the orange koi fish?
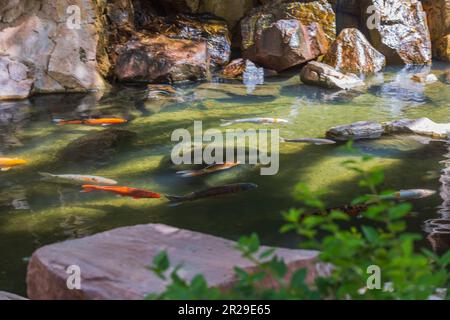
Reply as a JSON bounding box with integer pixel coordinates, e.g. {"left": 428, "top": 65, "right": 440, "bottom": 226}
{"left": 0, "top": 158, "right": 27, "bottom": 171}
{"left": 176, "top": 162, "right": 240, "bottom": 178}
{"left": 54, "top": 118, "right": 127, "bottom": 126}
{"left": 81, "top": 185, "right": 161, "bottom": 199}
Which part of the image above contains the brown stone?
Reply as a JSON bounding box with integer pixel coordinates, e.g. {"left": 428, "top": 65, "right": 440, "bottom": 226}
{"left": 115, "top": 34, "right": 209, "bottom": 83}
{"left": 411, "top": 72, "right": 438, "bottom": 84}
{"left": 0, "top": 55, "right": 34, "bottom": 100}
{"left": 198, "top": 0, "right": 256, "bottom": 29}
{"left": 222, "top": 58, "right": 277, "bottom": 79}
{"left": 241, "top": 0, "right": 335, "bottom": 71}
{"left": 422, "top": 0, "right": 450, "bottom": 61}
{"left": 26, "top": 223, "right": 319, "bottom": 300}
{"left": 324, "top": 28, "right": 386, "bottom": 75}
{"left": 360, "top": 0, "right": 432, "bottom": 65}
{"left": 300, "top": 61, "right": 365, "bottom": 90}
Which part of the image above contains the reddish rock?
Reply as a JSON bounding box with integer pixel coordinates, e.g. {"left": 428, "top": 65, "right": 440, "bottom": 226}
{"left": 0, "top": 55, "right": 34, "bottom": 100}
{"left": 26, "top": 224, "right": 319, "bottom": 300}
{"left": 361, "top": 0, "right": 432, "bottom": 65}
{"left": 222, "top": 58, "right": 277, "bottom": 79}
{"left": 115, "top": 34, "right": 209, "bottom": 83}
{"left": 422, "top": 0, "right": 450, "bottom": 61}
{"left": 300, "top": 61, "right": 364, "bottom": 90}
{"left": 241, "top": 0, "right": 335, "bottom": 71}
{"left": 324, "top": 28, "right": 386, "bottom": 75}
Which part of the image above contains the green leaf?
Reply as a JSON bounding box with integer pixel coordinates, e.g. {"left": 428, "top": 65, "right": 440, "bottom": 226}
{"left": 153, "top": 251, "right": 169, "bottom": 272}
{"left": 362, "top": 226, "right": 379, "bottom": 244}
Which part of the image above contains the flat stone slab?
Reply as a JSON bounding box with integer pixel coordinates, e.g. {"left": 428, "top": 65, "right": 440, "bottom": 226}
{"left": 27, "top": 224, "right": 318, "bottom": 300}
{"left": 0, "top": 291, "right": 27, "bottom": 300}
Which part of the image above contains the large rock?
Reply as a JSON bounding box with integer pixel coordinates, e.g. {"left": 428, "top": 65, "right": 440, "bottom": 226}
{"left": 300, "top": 61, "right": 365, "bottom": 90}
{"left": 0, "top": 0, "right": 109, "bottom": 94}
{"left": 198, "top": 0, "right": 256, "bottom": 29}
{"left": 383, "top": 118, "right": 450, "bottom": 139}
{"left": 115, "top": 34, "right": 209, "bottom": 83}
{"left": 26, "top": 223, "right": 319, "bottom": 300}
{"left": 422, "top": 0, "right": 450, "bottom": 61}
{"left": 324, "top": 28, "right": 386, "bottom": 75}
{"left": 137, "top": 14, "right": 231, "bottom": 69}
{"left": 241, "top": 0, "right": 335, "bottom": 71}
{"left": 326, "top": 121, "right": 384, "bottom": 141}
{"left": 0, "top": 55, "right": 34, "bottom": 100}
{"left": 360, "top": 0, "right": 432, "bottom": 65}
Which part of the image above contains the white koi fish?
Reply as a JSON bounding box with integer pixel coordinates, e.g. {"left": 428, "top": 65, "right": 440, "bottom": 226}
{"left": 39, "top": 172, "right": 118, "bottom": 186}
{"left": 220, "top": 118, "right": 289, "bottom": 126}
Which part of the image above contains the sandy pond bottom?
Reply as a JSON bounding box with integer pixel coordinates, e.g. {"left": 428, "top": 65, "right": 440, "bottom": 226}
{"left": 0, "top": 63, "right": 449, "bottom": 295}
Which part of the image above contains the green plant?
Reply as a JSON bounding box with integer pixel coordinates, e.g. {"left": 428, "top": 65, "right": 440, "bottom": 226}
{"left": 147, "top": 144, "right": 450, "bottom": 300}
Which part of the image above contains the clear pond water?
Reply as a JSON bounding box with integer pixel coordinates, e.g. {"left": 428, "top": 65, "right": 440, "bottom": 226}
{"left": 0, "top": 63, "right": 449, "bottom": 295}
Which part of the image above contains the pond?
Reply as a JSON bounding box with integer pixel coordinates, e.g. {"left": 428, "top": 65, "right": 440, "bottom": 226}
{"left": 0, "top": 63, "right": 449, "bottom": 295}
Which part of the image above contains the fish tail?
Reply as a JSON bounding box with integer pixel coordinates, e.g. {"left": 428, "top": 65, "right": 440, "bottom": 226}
{"left": 38, "top": 172, "right": 54, "bottom": 180}
{"left": 220, "top": 119, "right": 233, "bottom": 127}
{"left": 52, "top": 119, "right": 65, "bottom": 125}
{"left": 81, "top": 185, "right": 97, "bottom": 193}
{"left": 176, "top": 170, "right": 200, "bottom": 177}
{"left": 165, "top": 194, "right": 185, "bottom": 204}
{"left": 279, "top": 137, "right": 286, "bottom": 143}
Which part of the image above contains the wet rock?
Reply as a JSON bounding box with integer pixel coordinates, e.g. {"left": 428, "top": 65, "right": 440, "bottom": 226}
{"left": 241, "top": 0, "right": 335, "bottom": 71}
{"left": 146, "top": 84, "right": 183, "bottom": 100}
{"left": 444, "top": 70, "right": 450, "bottom": 84}
{"left": 411, "top": 72, "right": 438, "bottom": 84}
{"left": 361, "top": 0, "right": 432, "bottom": 65}
{"left": 427, "top": 229, "right": 450, "bottom": 255}
{"left": 59, "top": 129, "right": 136, "bottom": 163}
{"left": 27, "top": 223, "right": 319, "bottom": 300}
{"left": 383, "top": 118, "right": 450, "bottom": 139}
{"left": 0, "top": 291, "right": 27, "bottom": 300}
{"left": 326, "top": 121, "right": 384, "bottom": 141}
{"left": 323, "top": 28, "right": 386, "bottom": 75}
{"left": 198, "top": 0, "right": 256, "bottom": 29}
{"left": 222, "top": 58, "right": 276, "bottom": 80}
{"left": 0, "top": 55, "right": 34, "bottom": 100}
{"left": 422, "top": 0, "right": 450, "bottom": 61}
{"left": 0, "top": 0, "right": 108, "bottom": 93}
{"left": 137, "top": 14, "right": 231, "bottom": 69}
{"left": 300, "top": 61, "right": 365, "bottom": 90}
{"left": 115, "top": 34, "right": 209, "bottom": 83}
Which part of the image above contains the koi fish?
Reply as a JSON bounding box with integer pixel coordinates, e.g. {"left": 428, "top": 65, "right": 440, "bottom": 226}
{"left": 53, "top": 118, "right": 127, "bottom": 126}
{"left": 81, "top": 185, "right": 161, "bottom": 199}
{"left": 39, "top": 172, "right": 117, "bottom": 186}
{"left": 0, "top": 158, "right": 27, "bottom": 171}
{"left": 220, "top": 118, "right": 289, "bottom": 126}
{"left": 176, "top": 162, "right": 240, "bottom": 178}
{"left": 165, "top": 183, "right": 258, "bottom": 206}
{"left": 280, "top": 137, "right": 336, "bottom": 145}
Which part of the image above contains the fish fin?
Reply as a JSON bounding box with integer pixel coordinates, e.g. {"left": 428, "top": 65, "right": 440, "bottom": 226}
{"left": 80, "top": 185, "right": 96, "bottom": 193}
{"left": 176, "top": 170, "right": 199, "bottom": 178}
{"left": 220, "top": 119, "right": 232, "bottom": 127}
{"left": 279, "top": 137, "right": 286, "bottom": 143}
{"left": 165, "top": 194, "right": 185, "bottom": 203}
{"left": 38, "top": 172, "right": 54, "bottom": 180}
{"left": 1, "top": 167, "right": 11, "bottom": 171}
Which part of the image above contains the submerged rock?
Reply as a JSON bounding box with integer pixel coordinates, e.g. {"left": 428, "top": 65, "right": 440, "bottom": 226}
{"left": 26, "top": 223, "right": 319, "bottom": 299}
{"left": 326, "top": 121, "right": 384, "bottom": 141}
{"left": 222, "top": 58, "right": 277, "bottom": 79}
{"left": 146, "top": 84, "right": 183, "bottom": 100}
{"left": 241, "top": 0, "right": 335, "bottom": 71}
{"left": 59, "top": 129, "right": 136, "bottom": 163}
{"left": 115, "top": 34, "right": 209, "bottom": 83}
{"left": 137, "top": 14, "right": 231, "bottom": 69}
{"left": 0, "top": 55, "right": 34, "bottom": 101}
{"left": 422, "top": 0, "right": 450, "bottom": 61}
{"left": 361, "top": 0, "right": 432, "bottom": 65}
{"left": 323, "top": 28, "right": 386, "bottom": 75}
{"left": 300, "top": 61, "right": 365, "bottom": 90}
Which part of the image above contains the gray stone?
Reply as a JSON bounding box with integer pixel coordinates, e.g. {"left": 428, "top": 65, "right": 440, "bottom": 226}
{"left": 326, "top": 121, "right": 384, "bottom": 141}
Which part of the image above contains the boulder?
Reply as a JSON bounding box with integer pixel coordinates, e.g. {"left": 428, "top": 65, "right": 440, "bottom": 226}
{"left": 0, "top": 291, "right": 27, "bottom": 300}
{"left": 0, "top": 0, "right": 109, "bottom": 93}
{"left": 383, "top": 118, "right": 450, "bottom": 139}
{"left": 198, "top": 0, "right": 256, "bottom": 29}
{"left": 326, "top": 121, "right": 384, "bottom": 141}
{"left": 300, "top": 61, "right": 365, "bottom": 90}
{"left": 221, "top": 58, "right": 276, "bottom": 79}
{"left": 0, "top": 55, "right": 34, "bottom": 100}
{"left": 59, "top": 129, "right": 136, "bottom": 163}
{"left": 26, "top": 223, "right": 319, "bottom": 300}
{"left": 137, "top": 14, "right": 231, "bottom": 69}
{"left": 411, "top": 72, "right": 438, "bottom": 84}
{"left": 422, "top": 0, "right": 450, "bottom": 61}
{"left": 360, "top": 0, "right": 432, "bottom": 65}
{"left": 241, "top": 0, "right": 335, "bottom": 71}
{"left": 323, "top": 28, "right": 386, "bottom": 75}
{"left": 115, "top": 34, "right": 209, "bottom": 83}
